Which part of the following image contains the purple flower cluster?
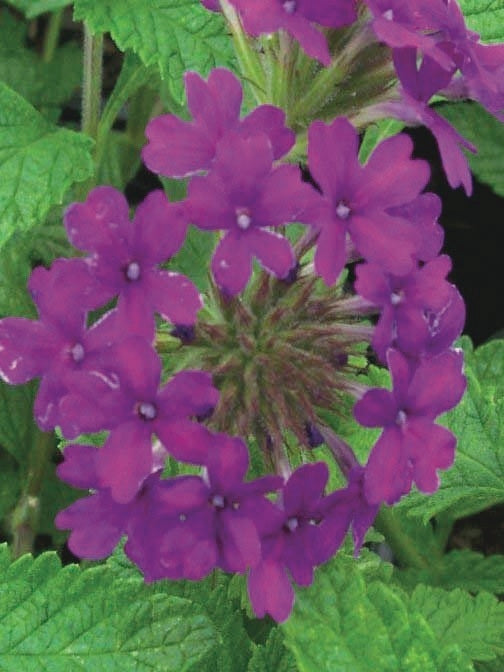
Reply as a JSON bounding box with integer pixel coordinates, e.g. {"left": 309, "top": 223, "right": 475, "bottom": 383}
{"left": 0, "top": 61, "right": 469, "bottom": 622}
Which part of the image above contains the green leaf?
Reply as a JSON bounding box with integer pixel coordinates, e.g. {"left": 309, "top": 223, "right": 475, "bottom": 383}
{"left": 248, "top": 628, "right": 298, "bottom": 672}
{"left": 359, "top": 119, "right": 405, "bottom": 163}
{"left": 411, "top": 585, "right": 504, "bottom": 662}
{"left": 169, "top": 225, "right": 216, "bottom": 292}
{"left": 0, "top": 451, "right": 20, "bottom": 522}
{"left": 282, "top": 552, "right": 473, "bottom": 672}
{"left": 4, "top": 0, "right": 72, "bottom": 18}
{"left": 0, "top": 544, "right": 217, "bottom": 671}
{"left": 0, "top": 82, "right": 94, "bottom": 248}
{"left": 396, "top": 337, "right": 504, "bottom": 522}
{"left": 395, "top": 550, "right": 504, "bottom": 595}
{"left": 439, "top": 102, "right": 504, "bottom": 197}
{"left": 97, "top": 131, "right": 140, "bottom": 190}
{"left": 459, "top": 0, "right": 504, "bottom": 43}
{"left": 73, "top": 0, "right": 236, "bottom": 104}
{"left": 0, "top": 10, "right": 81, "bottom": 113}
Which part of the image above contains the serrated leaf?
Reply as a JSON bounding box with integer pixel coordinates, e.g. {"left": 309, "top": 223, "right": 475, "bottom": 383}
{"left": 411, "top": 585, "right": 504, "bottom": 662}
{"left": 439, "top": 102, "right": 504, "bottom": 197}
{"left": 0, "top": 11, "right": 81, "bottom": 112}
{"left": 248, "top": 628, "right": 298, "bottom": 672}
{"left": 0, "top": 544, "right": 217, "bottom": 671}
{"left": 0, "top": 82, "right": 94, "bottom": 247}
{"left": 4, "top": 0, "right": 72, "bottom": 18}
{"left": 396, "top": 337, "right": 504, "bottom": 522}
{"left": 459, "top": 0, "right": 504, "bottom": 43}
{"left": 282, "top": 552, "right": 473, "bottom": 672}
{"left": 73, "top": 0, "right": 236, "bottom": 104}
{"left": 359, "top": 119, "right": 405, "bottom": 163}
{"left": 395, "top": 550, "right": 504, "bottom": 595}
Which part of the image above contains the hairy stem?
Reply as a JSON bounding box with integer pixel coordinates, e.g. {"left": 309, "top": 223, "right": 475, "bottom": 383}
{"left": 374, "top": 507, "right": 438, "bottom": 570}
{"left": 42, "top": 8, "right": 64, "bottom": 63}
{"left": 82, "top": 24, "right": 104, "bottom": 141}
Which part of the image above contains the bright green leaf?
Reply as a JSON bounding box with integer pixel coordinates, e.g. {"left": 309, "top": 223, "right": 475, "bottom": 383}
{"left": 168, "top": 225, "right": 216, "bottom": 292}
{"left": 0, "top": 82, "right": 94, "bottom": 248}
{"left": 359, "top": 119, "right": 405, "bottom": 163}
{"left": 439, "top": 102, "right": 504, "bottom": 197}
{"left": 248, "top": 628, "right": 298, "bottom": 672}
{"left": 0, "top": 544, "right": 217, "bottom": 671}
{"left": 395, "top": 550, "right": 504, "bottom": 595}
{"left": 459, "top": 0, "right": 504, "bottom": 43}
{"left": 396, "top": 338, "right": 504, "bottom": 522}
{"left": 73, "top": 0, "right": 236, "bottom": 104}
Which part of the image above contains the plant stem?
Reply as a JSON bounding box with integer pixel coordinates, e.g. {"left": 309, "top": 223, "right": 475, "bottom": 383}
{"left": 82, "top": 24, "right": 103, "bottom": 141}
{"left": 11, "top": 431, "right": 56, "bottom": 559}
{"left": 42, "top": 8, "right": 64, "bottom": 63}
{"left": 374, "top": 507, "right": 434, "bottom": 570}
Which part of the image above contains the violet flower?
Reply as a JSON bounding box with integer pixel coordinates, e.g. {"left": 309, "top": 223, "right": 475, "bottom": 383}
{"left": 143, "top": 68, "right": 294, "bottom": 178}
{"left": 186, "top": 131, "right": 320, "bottom": 295}
{"left": 354, "top": 348, "right": 466, "bottom": 504}
{"left": 64, "top": 187, "right": 202, "bottom": 340}
{"left": 307, "top": 117, "right": 428, "bottom": 284}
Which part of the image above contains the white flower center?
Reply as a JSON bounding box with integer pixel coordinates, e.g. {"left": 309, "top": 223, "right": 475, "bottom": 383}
{"left": 391, "top": 292, "right": 402, "bottom": 306}
{"left": 396, "top": 410, "right": 407, "bottom": 426}
{"left": 236, "top": 208, "right": 252, "bottom": 230}
{"left": 126, "top": 261, "right": 141, "bottom": 281}
{"left": 286, "top": 516, "right": 299, "bottom": 532}
{"left": 336, "top": 201, "right": 351, "bottom": 220}
{"left": 138, "top": 402, "right": 157, "bottom": 420}
{"left": 211, "top": 494, "right": 225, "bottom": 509}
{"left": 70, "top": 343, "right": 85, "bottom": 363}
{"left": 283, "top": 0, "right": 296, "bottom": 14}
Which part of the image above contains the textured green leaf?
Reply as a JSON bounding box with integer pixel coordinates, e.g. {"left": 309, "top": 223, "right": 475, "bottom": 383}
{"left": 395, "top": 550, "right": 504, "bottom": 595}
{"left": 459, "top": 0, "right": 504, "bottom": 43}
{"left": 0, "top": 544, "right": 217, "bottom": 671}
{"left": 0, "top": 381, "right": 38, "bottom": 465}
{"left": 4, "top": 0, "right": 72, "bottom": 18}
{"left": 0, "top": 10, "right": 81, "bottom": 113}
{"left": 396, "top": 338, "right": 504, "bottom": 521}
{"left": 282, "top": 552, "right": 473, "bottom": 672}
{"left": 248, "top": 628, "right": 298, "bottom": 672}
{"left": 439, "top": 102, "right": 504, "bottom": 197}
{"left": 359, "top": 119, "right": 405, "bottom": 163}
{"left": 0, "top": 83, "right": 94, "bottom": 247}
{"left": 411, "top": 585, "right": 504, "bottom": 662}
{"left": 73, "top": 0, "right": 236, "bottom": 104}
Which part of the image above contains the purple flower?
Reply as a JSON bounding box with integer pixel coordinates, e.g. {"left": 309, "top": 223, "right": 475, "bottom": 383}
{"left": 377, "top": 48, "right": 476, "bottom": 195}
{"left": 355, "top": 254, "right": 455, "bottom": 361}
{"left": 229, "top": 0, "right": 357, "bottom": 66}
{"left": 142, "top": 68, "right": 294, "bottom": 178}
{"left": 125, "top": 434, "right": 282, "bottom": 580}
{"left": 307, "top": 117, "right": 428, "bottom": 284}
{"left": 65, "top": 187, "right": 202, "bottom": 340}
{"left": 55, "top": 445, "right": 132, "bottom": 559}
{"left": 0, "top": 259, "right": 119, "bottom": 431}
{"left": 186, "top": 131, "right": 319, "bottom": 295}
{"left": 59, "top": 337, "right": 219, "bottom": 502}
{"left": 364, "top": 0, "right": 455, "bottom": 70}
{"left": 247, "top": 462, "right": 350, "bottom": 622}
{"left": 354, "top": 348, "right": 466, "bottom": 504}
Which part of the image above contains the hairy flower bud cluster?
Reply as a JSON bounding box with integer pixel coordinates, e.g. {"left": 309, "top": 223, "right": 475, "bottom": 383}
{"left": 0, "top": 63, "right": 468, "bottom": 622}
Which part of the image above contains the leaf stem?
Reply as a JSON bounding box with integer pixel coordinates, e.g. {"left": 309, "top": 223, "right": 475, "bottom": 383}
{"left": 42, "top": 8, "right": 64, "bottom": 63}
{"left": 11, "top": 431, "right": 56, "bottom": 559}
{"left": 374, "top": 507, "right": 434, "bottom": 570}
{"left": 82, "top": 24, "right": 103, "bottom": 141}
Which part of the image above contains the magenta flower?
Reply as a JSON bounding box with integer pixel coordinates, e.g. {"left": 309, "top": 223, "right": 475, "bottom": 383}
{"left": 186, "top": 131, "right": 320, "bottom": 295}
{"left": 355, "top": 254, "right": 455, "bottom": 361}
{"left": 59, "top": 337, "right": 219, "bottom": 503}
{"left": 65, "top": 187, "right": 202, "bottom": 340}
{"left": 354, "top": 348, "right": 466, "bottom": 504}
{"left": 307, "top": 117, "right": 428, "bottom": 284}
{"left": 142, "top": 68, "right": 294, "bottom": 178}
{"left": 0, "top": 259, "right": 119, "bottom": 432}
{"left": 247, "top": 462, "right": 352, "bottom": 622}
{"left": 125, "top": 434, "right": 283, "bottom": 581}
{"left": 228, "top": 0, "right": 357, "bottom": 66}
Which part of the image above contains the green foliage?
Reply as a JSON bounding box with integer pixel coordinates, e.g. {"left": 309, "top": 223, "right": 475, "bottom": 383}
{"left": 396, "top": 549, "right": 504, "bottom": 595}
{"left": 248, "top": 628, "right": 298, "bottom": 672}
{"left": 459, "top": 0, "right": 504, "bottom": 43}
{"left": 0, "top": 544, "right": 217, "bottom": 671}
{"left": 73, "top": 0, "right": 236, "bottom": 104}
{"left": 0, "top": 381, "right": 37, "bottom": 466}
{"left": 359, "top": 119, "right": 405, "bottom": 163}
{"left": 282, "top": 552, "right": 469, "bottom": 671}
{"left": 168, "top": 225, "right": 216, "bottom": 292}
{"left": 0, "top": 10, "right": 81, "bottom": 114}
{"left": 4, "top": 0, "right": 71, "bottom": 18}
{"left": 439, "top": 102, "right": 504, "bottom": 197}
{"left": 0, "top": 82, "right": 94, "bottom": 248}
{"left": 397, "top": 337, "right": 504, "bottom": 522}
